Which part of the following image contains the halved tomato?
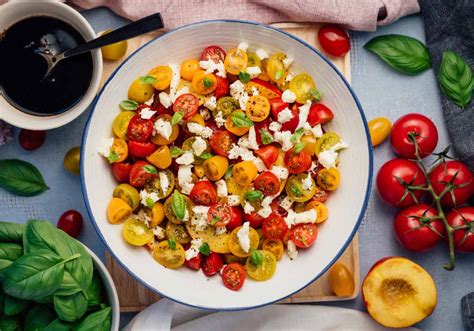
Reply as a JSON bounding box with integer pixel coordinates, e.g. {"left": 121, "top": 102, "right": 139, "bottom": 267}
{"left": 308, "top": 103, "right": 334, "bottom": 126}
{"left": 127, "top": 115, "right": 153, "bottom": 142}
{"left": 290, "top": 223, "right": 318, "bottom": 248}
{"left": 215, "top": 76, "right": 230, "bottom": 99}
{"left": 128, "top": 140, "right": 156, "bottom": 159}
{"left": 129, "top": 161, "right": 157, "bottom": 188}
{"left": 262, "top": 213, "right": 288, "bottom": 240}
{"left": 255, "top": 145, "right": 279, "bottom": 169}
{"left": 226, "top": 206, "right": 243, "bottom": 231}
{"left": 208, "top": 203, "right": 232, "bottom": 227}
{"left": 201, "top": 45, "right": 226, "bottom": 63}
{"left": 246, "top": 79, "right": 282, "bottom": 99}
{"left": 244, "top": 211, "right": 265, "bottom": 228}
{"left": 209, "top": 131, "right": 236, "bottom": 157}
{"left": 173, "top": 94, "right": 199, "bottom": 120}
{"left": 221, "top": 263, "right": 246, "bottom": 291}
{"left": 269, "top": 97, "right": 289, "bottom": 119}
{"left": 284, "top": 148, "right": 312, "bottom": 174}
{"left": 189, "top": 181, "right": 217, "bottom": 206}
{"left": 254, "top": 171, "right": 280, "bottom": 196}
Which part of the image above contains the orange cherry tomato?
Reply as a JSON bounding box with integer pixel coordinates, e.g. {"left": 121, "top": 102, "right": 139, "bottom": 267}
{"left": 306, "top": 201, "right": 328, "bottom": 223}
{"left": 328, "top": 263, "right": 355, "bottom": 296}
{"left": 245, "top": 95, "right": 270, "bottom": 122}
{"left": 203, "top": 156, "right": 229, "bottom": 181}
{"left": 180, "top": 59, "right": 200, "bottom": 81}
{"left": 148, "top": 65, "right": 173, "bottom": 90}
{"left": 317, "top": 168, "right": 340, "bottom": 191}
{"left": 233, "top": 161, "right": 258, "bottom": 186}
{"left": 191, "top": 71, "right": 217, "bottom": 95}
{"left": 151, "top": 114, "right": 179, "bottom": 145}
{"left": 224, "top": 48, "right": 248, "bottom": 75}
{"left": 368, "top": 117, "right": 392, "bottom": 147}
{"left": 146, "top": 145, "right": 172, "bottom": 169}
{"left": 110, "top": 138, "right": 128, "bottom": 163}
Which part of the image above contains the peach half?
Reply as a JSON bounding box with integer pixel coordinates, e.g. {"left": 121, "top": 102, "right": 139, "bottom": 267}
{"left": 362, "top": 257, "right": 437, "bottom": 328}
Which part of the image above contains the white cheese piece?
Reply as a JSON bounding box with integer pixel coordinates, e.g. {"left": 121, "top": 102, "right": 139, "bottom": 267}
{"left": 282, "top": 57, "right": 294, "bottom": 69}
{"left": 256, "top": 49, "right": 269, "bottom": 60}
{"left": 144, "top": 95, "right": 154, "bottom": 106}
{"left": 152, "top": 226, "right": 166, "bottom": 239}
{"left": 140, "top": 107, "right": 156, "bottom": 120}
{"left": 135, "top": 209, "right": 151, "bottom": 226}
{"left": 312, "top": 124, "right": 324, "bottom": 138}
{"left": 270, "top": 166, "right": 289, "bottom": 180}
{"left": 257, "top": 196, "right": 275, "bottom": 218}
{"left": 98, "top": 138, "right": 114, "bottom": 157}
{"left": 199, "top": 59, "right": 226, "bottom": 78}
{"left": 284, "top": 209, "right": 317, "bottom": 228}
{"left": 158, "top": 92, "right": 172, "bottom": 108}
{"left": 237, "top": 222, "right": 251, "bottom": 253}
{"left": 168, "top": 63, "right": 181, "bottom": 96}
{"left": 139, "top": 190, "right": 160, "bottom": 208}
{"left": 159, "top": 172, "right": 170, "bottom": 195}
{"left": 215, "top": 111, "right": 226, "bottom": 128}
{"left": 204, "top": 96, "right": 217, "bottom": 111}
{"left": 281, "top": 89, "right": 296, "bottom": 104}
{"left": 243, "top": 202, "right": 255, "bottom": 214}
{"left": 317, "top": 141, "right": 347, "bottom": 169}
{"left": 237, "top": 42, "right": 249, "bottom": 52}
{"left": 273, "top": 130, "right": 293, "bottom": 151}
{"left": 185, "top": 238, "right": 203, "bottom": 261}
{"left": 228, "top": 144, "right": 255, "bottom": 161}
{"left": 297, "top": 101, "right": 312, "bottom": 129}
{"left": 253, "top": 158, "right": 267, "bottom": 172}
{"left": 227, "top": 195, "right": 241, "bottom": 206}
{"left": 279, "top": 196, "right": 294, "bottom": 211}
{"left": 178, "top": 165, "right": 195, "bottom": 195}
{"left": 191, "top": 205, "right": 210, "bottom": 231}
{"left": 215, "top": 226, "right": 227, "bottom": 235}
{"left": 287, "top": 240, "right": 298, "bottom": 260}
{"left": 286, "top": 71, "right": 295, "bottom": 82}
{"left": 301, "top": 174, "right": 313, "bottom": 191}
{"left": 182, "top": 208, "right": 190, "bottom": 222}
{"left": 309, "top": 161, "right": 319, "bottom": 175}
{"left": 247, "top": 126, "right": 259, "bottom": 150}
{"left": 154, "top": 118, "right": 172, "bottom": 140}
{"left": 187, "top": 122, "right": 213, "bottom": 139}
{"left": 269, "top": 121, "right": 282, "bottom": 132}
{"left": 246, "top": 66, "right": 261, "bottom": 79}
{"left": 277, "top": 107, "right": 294, "bottom": 123}
{"left": 199, "top": 108, "right": 211, "bottom": 121}
{"left": 216, "top": 179, "right": 228, "bottom": 197}
{"left": 251, "top": 86, "right": 259, "bottom": 96}
{"left": 230, "top": 80, "right": 249, "bottom": 110}
{"left": 171, "top": 86, "right": 190, "bottom": 103}
{"left": 191, "top": 137, "right": 207, "bottom": 157}
{"left": 176, "top": 152, "right": 195, "bottom": 165}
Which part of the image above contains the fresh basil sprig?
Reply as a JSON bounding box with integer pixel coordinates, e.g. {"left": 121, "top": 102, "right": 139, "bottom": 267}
{"left": 260, "top": 129, "right": 273, "bottom": 145}
{"left": 238, "top": 71, "right": 251, "bottom": 84}
{"left": 199, "top": 243, "right": 211, "bottom": 256}
{"left": 0, "top": 159, "right": 49, "bottom": 197}
{"left": 438, "top": 51, "right": 473, "bottom": 109}
{"left": 139, "top": 75, "right": 157, "bottom": 84}
{"left": 172, "top": 111, "right": 184, "bottom": 125}
{"left": 119, "top": 99, "right": 138, "bottom": 111}
{"left": 170, "top": 146, "right": 185, "bottom": 158}
{"left": 172, "top": 191, "right": 186, "bottom": 220}
{"left": 364, "top": 34, "right": 431, "bottom": 75}
{"left": 231, "top": 111, "right": 253, "bottom": 128}
{"left": 245, "top": 190, "right": 263, "bottom": 202}
{"left": 249, "top": 249, "right": 263, "bottom": 266}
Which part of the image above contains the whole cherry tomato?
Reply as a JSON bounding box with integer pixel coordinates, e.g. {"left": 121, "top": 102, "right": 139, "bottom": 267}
{"left": 368, "top": 117, "right": 392, "bottom": 147}
{"left": 226, "top": 206, "right": 243, "bottom": 231}
{"left": 262, "top": 213, "right": 288, "bottom": 240}
{"left": 254, "top": 171, "right": 280, "bottom": 196}
{"left": 214, "top": 76, "right": 230, "bottom": 99}
{"left": 393, "top": 203, "right": 444, "bottom": 252}
{"left": 112, "top": 162, "right": 133, "bottom": 183}
{"left": 202, "top": 252, "right": 223, "bottom": 277}
{"left": 207, "top": 203, "right": 232, "bottom": 227}
{"left": 209, "top": 131, "right": 236, "bottom": 157}
{"left": 128, "top": 140, "right": 157, "bottom": 159}
{"left": 429, "top": 161, "right": 473, "bottom": 208}
{"left": 185, "top": 254, "right": 203, "bottom": 270}
{"left": 390, "top": 113, "right": 438, "bottom": 158}
{"left": 255, "top": 145, "right": 279, "bottom": 169}
{"left": 57, "top": 210, "right": 83, "bottom": 238}
{"left": 318, "top": 25, "right": 350, "bottom": 57}
{"left": 244, "top": 211, "right": 265, "bottom": 228}
{"left": 189, "top": 181, "right": 217, "bottom": 206}
{"left": 127, "top": 115, "right": 153, "bottom": 142}
{"left": 19, "top": 129, "right": 46, "bottom": 151}
{"left": 307, "top": 103, "right": 334, "bottom": 126}
{"left": 447, "top": 207, "right": 474, "bottom": 252}
{"left": 284, "top": 148, "right": 312, "bottom": 174}
{"left": 201, "top": 45, "right": 226, "bottom": 63}
{"left": 376, "top": 159, "right": 426, "bottom": 207}
{"left": 129, "top": 161, "right": 157, "bottom": 188}
{"left": 221, "top": 262, "right": 246, "bottom": 291}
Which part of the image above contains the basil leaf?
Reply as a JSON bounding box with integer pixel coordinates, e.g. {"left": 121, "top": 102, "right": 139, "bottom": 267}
{"left": 0, "top": 315, "right": 21, "bottom": 331}
{"left": 274, "top": 69, "right": 285, "bottom": 80}
{"left": 231, "top": 111, "right": 253, "bottom": 128}
{"left": 143, "top": 165, "right": 157, "bottom": 174}
{"left": 0, "top": 243, "right": 23, "bottom": 272}
{"left": 290, "top": 128, "right": 304, "bottom": 143}
{"left": 107, "top": 151, "right": 119, "bottom": 164}
{"left": 260, "top": 129, "right": 273, "bottom": 145}
{"left": 119, "top": 99, "right": 138, "bottom": 111}
{"left": 43, "top": 318, "right": 74, "bottom": 331}
{"left": 245, "top": 190, "right": 263, "bottom": 202}
{"left": 85, "top": 272, "right": 102, "bottom": 309}
{"left": 4, "top": 295, "right": 29, "bottom": 316}
{"left": 199, "top": 242, "right": 210, "bottom": 256}
{"left": 24, "top": 305, "right": 56, "bottom": 331}
{"left": 225, "top": 165, "right": 234, "bottom": 180}
{"left": 55, "top": 271, "right": 82, "bottom": 297}
{"left": 309, "top": 88, "right": 322, "bottom": 101}
{"left": 170, "top": 146, "right": 185, "bottom": 158}
{"left": 203, "top": 77, "right": 214, "bottom": 88}
{"left": 0, "top": 222, "right": 24, "bottom": 243}
{"left": 210, "top": 216, "right": 220, "bottom": 225}
{"left": 0, "top": 159, "right": 49, "bottom": 197}
{"left": 438, "top": 51, "right": 473, "bottom": 109}
{"left": 290, "top": 185, "right": 302, "bottom": 197}
{"left": 139, "top": 75, "right": 157, "bottom": 84}
{"left": 199, "top": 152, "right": 213, "bottom": 160}
{"left": 293, "top": 142, "right": 305, "bottom": 153}
{"left": 73, "top": 306, "right": 112, "bottom": 331}
{"left": 238, "top": 71, "right": 251, "bottom": 84}
{"left": 172, "top": 111, "right": 184, "bottom": 125}
{"left": 172, "top": 191, "right": 186, "bottom": 220}
{"left": 250, "top": 249, "right": 263, "bottom": 266}
{"left": 364, "top": 34, "right": 431, "bottom": 75}
{"left": 167, "top": 237, "right": 177, "bottom": 250}
{"left": 54, "top": 292, "right": 88, "bottom": 322}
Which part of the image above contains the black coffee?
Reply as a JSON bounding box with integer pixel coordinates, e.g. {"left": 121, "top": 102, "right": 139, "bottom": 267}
{"left": 0, "top": 16, "right": 93, "bottom": 116}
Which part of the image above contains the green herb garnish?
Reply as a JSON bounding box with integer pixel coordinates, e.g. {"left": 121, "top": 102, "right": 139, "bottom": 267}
{"left": 146, "top": 197, "right": 155, "bottom": 209}
{"left": 274, "top": 70, "right": 285, "bottom": 80}
{"left": 231, "top": 111, "right": 254, "bottom": 128}
{"left": 172, "top": 190, "right": 186, "bottom": 220}
{"left": 171, "top": 111, "right": 184, "bottom": 125}
{"left": 119, "top": 99, "right": 138, "bottom": 111}
{"left": 260, "top": 129, "right": 273, "bottom": 145}
{"left": 290, "top": 128, "right": 304, "bottom": 143}
{"left": 199, "top": 152, "right": 213, "bottom": 160}
{"left": 245, "top": 190, "right": 263, "bottom": 202}
{"left": 199, "top": 242, "right": 211, "bottom": 256}
{"left": 170, "top": 146, "right": 185, "bottom": 158}
{"left": 139, "top": 75, "right": 157, "bottom": 84}
{"left": 293, "top": 142, "right": 306, "bottom": 154}
{"left": 107, "top": 151, "right": 119, "bottom": 163}
{"left": 168, "top": 237, "right": 177, "bottom": 250}
{"left": 238, "top": 71, "right": 251, "bottom": 84}
{"left": 143, "top": 165, "right": 158, "bottom": 174}
{"left": 249, "top": 249, "right": 263, "bottom": 266}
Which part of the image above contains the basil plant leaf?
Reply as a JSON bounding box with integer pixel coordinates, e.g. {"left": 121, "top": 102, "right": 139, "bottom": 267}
{"left": 0, "top": 159, "right": 49, "bottom": 197}
{"left": 438, "top": 51, "right": 473, "bottom": 109}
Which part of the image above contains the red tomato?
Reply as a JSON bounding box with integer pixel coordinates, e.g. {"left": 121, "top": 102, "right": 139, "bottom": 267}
{"left": 127, "top": 115, "right": 153, "bottom": 142}
{"left": 173, "top": 94, "right": 199, "bottom": 120}
{"left": 290, "top": 223, "right": 318, "bottom": 248}
{"left": 209, "top": 131, "right": 236, "bottom": 157}
{"left": 262, "top": 214, "right": 288, "bottom": 240}
{"left": 207, "top": 203, "right": 232, "bottom": 227}
{"left": 376, "top": 159, "right": 426, "bottom": 207}
{"left": 447, "top": 207, "right": 474, "bottom": 252}
{"left": 254, "top": 171, "right": 280, "bottom": 196}
{"left": 284, "top": 148, "right": 312, "bottom": 174}
{"left": 226, "top": 206, "right": 243, "bottom": 231}
{"left": 128, "top": 140, "right": 156, "bottom": 158}
{"left": 429, "top": 161, "right": 473, "bottom": 208}
{"left": 282, "top": 229, "right": 291, "bottom": 245}
{"left": 202, "top": 252, "right": 223, "bottom": 277}
{"left": 255, "top": 145, "right": 279, "bottom": 169}
{"left": 271, "top": 199, "right": 288, "bottom": 217}
{"left": 129, "top": 161, "right": 157, "bottom": 188}
{"left": 248, "top": 79, "right": 282, "bottom": 98}
{"left": 307, "top": 103, "right": 334, "bottom": 126}
{"left": 269, "top": 97, "right": 289, "bottom": 119}
{"left": 221, "top": 263, "right": 246, "bottom": 291}
{"left": 311, "top": 188, "right": 330, "bottom": 203}
{"left": 112, "top": 162, "right": 133, "bottom": 183}
{"left": 390, "top": 113, "right": 438, "bottom": 159}
{"left": 318, "top": 25, "right": 350, "bottom": 57}
{"left": 254, "top": 119, "right": 272, "bottom": 145}
{"left": 393, "top": 204, "right": 444, "bottom": 252}
{"left": 244, "top": 211, "right": 265, "bottom": 228}
{"left": 214, "top": 76, "right": 230, "bottom": 99}
{"left": 57, "top": 210, "right": 83, "bottom": 238}
{"left": 201, "top": 45, "right": 226, "bottom": 63}
{"left": 185, "top": 254, "right": 202, "bottom": 270}
{"left": 273, "top": 104, "right": 299, "bottom": 132}
{"left": 189, "top": 181, "right": 218, "bottom": 206}
{"left": 19, "top": 129, "right": 46, "bottom": 151}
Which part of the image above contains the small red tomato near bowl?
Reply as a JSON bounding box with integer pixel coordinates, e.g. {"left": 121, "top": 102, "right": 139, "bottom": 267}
{"left": 19, "top": 129, "right": 46, "bottom": 151}
{"left": 317, "top": 25, "right": 350, "bottom": 57}
{"left": 57, "top": 210, "right": 83, "bottom": 237}
{"left": 202, "top": 252, "right": 223, "bottom": 277}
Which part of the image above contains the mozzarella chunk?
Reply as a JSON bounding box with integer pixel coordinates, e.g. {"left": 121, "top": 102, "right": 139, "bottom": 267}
{"left": 168, "top": 63, "right": 181, "bottom": 98}
{"left": 296, "top": 102, "right": 312, "bottom": 129}
{"left": 277, "top": 107, "right": 293, "bottom": 123}
{"left": 282, "top": 57, "right": 294, "bottom": 69}
{"left": 230, "top": 80, "right": 249, "bottom": 110}
{"left": 204, "top": 96, "right": 217, "bottom": 111}
{"left": 318, "top": 149, "right": 338, "bottom": 169}
{"left": 253, "top": 158, "right": 267, "bottom": 172}
{"left": 286, "top": 71, "right": 295, "bottom": 82}
{"left": 216, "top": 179, "right": 228, "bottom": 197}
{"left": 154, "top": 118, "right": 172, "bottom": 140}
{"left": 281, "top": 90, "right": 296, "bottom": 104}
{"left": 144, "top": 95, "right": 154, "bottom": 106}
{"left": 191, "top": 137, "right": 207, "bottom": 157}
{"left": 171, "top": 86, "right": 189, "bottom": 103}
{"left": 273, "top": 130, "right": 293, "bottom": 151}
{"left": 178, "top": 165, "right": 195, "bottom": 195}
{"left": 140, "top": 107, "right": 156, "bottom": 120}
{"left": 243, "top": 201, "right": 255, "bottom": 214}
{"left": 284, "top": 209, "right": 317, "bottom": 228}
{"left": 176, "top": 152, "right": 195, "bottom": 165}
{"left": 256, "top": 49, "right": 269, "bottom": 60}
{"left": 287, "top": 240, "right": 298, "bottom": 260}
{"left": 191, "top": 205, "right": 210, "bottom": 231}
{"left": 139, "top": 190, "right": 160, "bottom": 207}
{"left": 187, "top": 122, "right": 213, "bottom": 138}
{"left": 159, "top": 172, "right": 170, "bottom": 195}
{"left": 215, "top": 226, "right": 227, "bottom": 235}
{"left": 199, "top": 59, "right": 226, "bottom": 78}
{"left": 251, "top": 86, "right": 259, "bottom": 96}
{"left": 228, "top": 144, "right": 255, "bottom": 161}
{"left": 158, "top": 92, "right": 172, "bottom": 108}
{"left": 152, "top": 226, "right": 166, "bottom": 239}
{"left": 247, "top": 126, "right": 259, "bottom": 150}
{"left": 257, "top": 196, "right": 275, "bottom": 218}
{"left": 227, "top": 195, "right": 241, "bottom": 206}
{"left": 246, "top": 66, "right": 261, "bottom": 79}
{"left": 270, "top": 166, "right": 289, "bottom": 180}
{"left": 185, "top": 238, "right": 203, "bottom": 261}
{"left": 269, "top": 121, "right": 282, "bottom": 132}
{"left": 98, "top": 138, "right": 114, "bottom": 157}
{"left": 301, "top": 175, "right": 313, "bottom": 191}
{"left": 237, "top": 222, "right": 251, "bottom": 253}
{"left": 279, "top": 196, "right": 294, "bottom": 211}
{"left": 200, "top": 108, "right": 211, "bottom": 120}
{"left": 237, "top": 42, "right": 249, "bottom": 52}
{"left": 215, "top": 111, "right": 226, "bottom": 128}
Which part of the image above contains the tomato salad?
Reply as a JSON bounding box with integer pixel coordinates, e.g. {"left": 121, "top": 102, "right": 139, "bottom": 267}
{"left": 102, "top": 42, "right": 348, "bottom": 291}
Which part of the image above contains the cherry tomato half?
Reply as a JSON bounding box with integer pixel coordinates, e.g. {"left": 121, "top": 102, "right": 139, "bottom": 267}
{"left": 112, "top": 162, "right": 133, "bottom": 183}
{"left": 189, "top": 181, "right": 218, "bottom": 206}
{"left": 208, "top": 203, "right": 232, "bottom": 227}
{"left": 318, "top": 25, "right": 350, "bottom": 57}
{"left": 173, "top": 93, "right": 199, "bottom": 120}
{"left": 244, "top": 211, "right": 265, "bottom": 228}
{"left": 57, "top": 210, "right": 83, "bottom": 238}
{"left": 226, "top": 206, "right": 243, "bottom": 232}
{"left": 19, "top": 129, "right": 46, "bottom": 151}
{"left": 447, "top": 207, "right": 474, "bottom": 252}
{"left": 290, "top": 223, "right": 318, "bottom": 248}
{"left": 129, "top": 161, "right": 157, "bottom": 188}
{"left": 255, "top": 145, "right": 279, "bottom": 169}
{"left": 429, "top": 161, "right": 473, "bottom": 208}
{"left": 254, "top": 171, "right": 280, "bottom": 196}
{"left": 269, "top": 97, "right": 289, "bottom": 118}
{"left": 308, "top": 103, "right": 334, "bottom": 126}
{"left": 202, "top": 252, "right": 223, "bottom": 277}
{"left": 284, "top": 148, "right": 312, "bottom": 174}
{"left": 127, "top": 115, "right": 153, "bottom": 142}
{"left": 214, "top": 76, "right": 230, "bottom": 99}
{"left": 209, "top": 131, "right": 236, "bottom": 157}
{"left": 201, "top": 45, "right": 226, "bottom": 63}
{"left": 221, "top": 262, "right": 246, "bottom": 291}
{"left": 185, "top": 253, "right": 203, "bottom": 271}
{"left": 262, "top": 213, "right": 288, "bottom": 240}
{"left": 128, "top": 140, "right": 156, "bottom": 159}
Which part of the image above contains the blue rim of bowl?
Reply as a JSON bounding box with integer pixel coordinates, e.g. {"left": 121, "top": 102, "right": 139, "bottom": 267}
{"left": 81, "top": 19, "right": 373, "bottom": 311}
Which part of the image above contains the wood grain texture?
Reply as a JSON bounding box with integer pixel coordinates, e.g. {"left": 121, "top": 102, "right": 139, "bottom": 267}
{"left": 103, "top": 22, "right": 359, "bottom": 312}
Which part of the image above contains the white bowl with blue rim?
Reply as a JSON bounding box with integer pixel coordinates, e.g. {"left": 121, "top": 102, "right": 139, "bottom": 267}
{"left": 81, "top": 20, "right": 372, "bottom": 310}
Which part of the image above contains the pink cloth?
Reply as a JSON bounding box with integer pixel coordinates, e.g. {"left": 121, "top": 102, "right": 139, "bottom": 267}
{"left": 70, "top": 0, "right": 419, "bottom": 31}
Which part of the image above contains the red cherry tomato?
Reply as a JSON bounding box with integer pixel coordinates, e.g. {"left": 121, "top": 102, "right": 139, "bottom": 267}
{"left": 201, "top": 45, "right": 226, "bottom": 63}
{"left": 376, "top": 159, "right": 426, "bottom": 207}
{"left": 254, "top": 119, "right": 272, "bottom": 145}
{"left": 226, "top": 206, "right": 243, "bottom": 231}
{"left": 254, "top": 171, "right": 280, "bottom": 196}
{"left": 127, "top": 115, "right": 153, "bottom": 142}
{"left": 244, "top": 211, "right": 265, "bottom": 228}
{"left": 189, "top": 181, "right": 217, "bottom": 206}
{"left": 277, "top": 104, "right": 299, "bottom": 132}
{"left": 209, "top": 131, "right": 236, "bottom": 157}
{"left": 185, "top": 254, "right": 202, "bottom": 270}
{"left": 57, "top": 210, "right": 83, "bottom": 238}
{"left": 269, "top": 97, "right": 289, "bottom": 119}
{"left": 19, "top": 129, "right": 46, "bottom": 151}
{"left": 447, "top": 207, "right": 474, "bottom": 252}
{"left": 270, "top": 199, "right": 288, "bottom": 217}
{"left": 390, "top": 113, "right": 438, "bottom": 159}
{"left": 129, "top": 161, "right": 157, "bottom": 188}
{"left": 207, "top": 203, "right": 232, "bottom": 227}
{"left": 393, "top": 204, "right": 444, "bottom": 252}
{"left": 202, "top": 252, "right": 223, "bottom": 277}
{"left": 173, "top": 94, "right": 199, "bottom": 120}
{"left": 429, "top": 161, "right": 473, "bottom": 208}
{"left": 214, "top": 76, "right": 230, "bottom": 99}
{"left": 318, "top": 25, "right": 350, "bottom": 57}
{"left": 284, "top": 148, "right": 312, "bottom": 174}
{"left": 290, "top": 223, "right": 318, "bottom": 248}
{"left": 262, "top": 213, "right": 288, "bottom": 240}
{"left": 311, "top": 187, "right": 330, "bottom": 203}
{"left": 255, "top": 145, "right": 279, "bottom": 169}
{"left": 128, "top": 140, "right": 156, "bottom": 159}
{"left": 111, "top": 162, "right": 133, "bottom": 183}
{"left": 221, "top": 262, "right": 246, "bottom": 291}
{"left": 307, "top": 103, "right": 334, "bottom": 126}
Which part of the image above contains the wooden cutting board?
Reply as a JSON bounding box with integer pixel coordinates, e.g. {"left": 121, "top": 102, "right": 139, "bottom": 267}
{"left": 102, "top": 22, "right": 359, "bottom": 312}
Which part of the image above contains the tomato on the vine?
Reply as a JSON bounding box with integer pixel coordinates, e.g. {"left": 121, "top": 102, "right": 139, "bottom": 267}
{"left": 429, "top": 161, "right": 473, "bottom": 208}
{"left": 447, "top": 207, "right": 474, "bottom": 252}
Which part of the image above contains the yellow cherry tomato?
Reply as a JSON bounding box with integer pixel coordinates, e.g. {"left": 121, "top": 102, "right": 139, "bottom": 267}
{"left": 100, "top": 30, "right": 127, "bottom": 60}
{"left": 224, "top": 48, "right": 248, "bottom": 75}
{"left": 285, "top": 174, "right": 317, "bottom": 202}
{"left": 147, "top": 145, "right": 172, "bottom": 169}
{"left": 262, "top": 239, "right": 284, "bottom": 260}
{"left": 315, "top": 132, "right": 341, "bottom": 155}
{"left": 369, "top": 117, "right": 392, "bottom": 147}
{"left": 247, "top": 52, "right": 262, "bottom": 68}
{"left": 128, "top": 78, "right": 154, "bottom": 103}
{"left": 148, "top": 65, "right": 173, "bottom": 90}
{"left": 145, "top": 170, "right": 175, "bottom": 199}
{"left": 113, "top": 183, "right": 140, "bottom": 210}
{"left": 150, "top": 202, "right": 165, "bottom": 227}
{"left": 107, "top": 198, "right": 132, "bottom": 224}
{"left": 110, "top": 138, "right": 128, "bottom": 163}
{"left": 328, "top": 263, "right": 355, "bottom": 297}
{"left": 187, "top": 113, "right": 205, "bottom": 127}
{"left": 226, "top": 177, "right": 248, "bottom": 196}
{"left": 233, "top": 161, "right": 258, "bottom": 186}
{"left": 289, "top": 73, "right": 317, "bottom": 104}
{"left": 245, "top": 249, "right": 277, "bottom": 281}
{"left": 153, "top": 240, "right": 185, "bottom": 269}
{"left": 193, "top": 165, "right": 206, "bottom": 178}
{"left": 317, "top": 168, "right": 340, "bottom": 191}
{"left": 164, "top": 194, "right": 194, "bottom": 224}
{"left": 192, "top": 71, "right": 217, "bottom": 95}
{"left": 306, "top": 201, "right": 328, "bottom": 223}
{"left": 203, "top": 155, "right": 229, "bottom": 181}
{"left": 166, "top": 222, "right": 192, "bottom": 244}
{"left": 64, "top": 146, "right": 81, "bottom": 175}
{"left": 112, "top": 111, "right": 135, "bottom": 140}
{"left": 228, "top": 226, "right": 260, "bottom": 257}
{"left": 122, "top": 218, "right": 153, "bottom": 246}
{"left": 266, "top": 52, "right": 287, "bottom": 84}
{"left": 301, "top": 134, "right": 318, "bottom": 155}
{"left": 245, "top": 95, "right": 270, "bottom": 122}
{"left": 150, "top": 114, "right": 179, "bottom": 145}
{"left": 180, "top": 59, "right": 200, "bottom": 81}
{"left": 225, "top": 110, "right": 251, "bottom": 136}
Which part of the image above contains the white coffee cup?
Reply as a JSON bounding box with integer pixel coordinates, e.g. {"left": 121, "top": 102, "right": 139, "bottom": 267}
{"left": 0, "top": 0, "right": 102, "bottom": 130}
